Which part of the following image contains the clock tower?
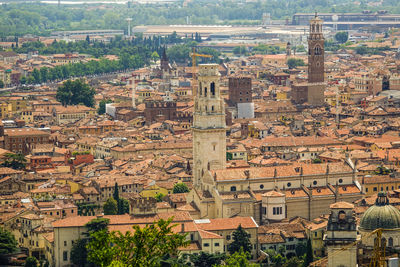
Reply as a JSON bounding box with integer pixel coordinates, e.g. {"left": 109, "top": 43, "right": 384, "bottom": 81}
{"left": 308, "top": 13, "right": 325, "bottom": 84}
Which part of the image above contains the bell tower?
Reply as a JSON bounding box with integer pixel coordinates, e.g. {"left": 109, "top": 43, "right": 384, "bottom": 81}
{"left": 193, "top": 64, "right": 226, "bottom": 189}
{"left": 308, "top": 13, "right": 324, "bottom": 83}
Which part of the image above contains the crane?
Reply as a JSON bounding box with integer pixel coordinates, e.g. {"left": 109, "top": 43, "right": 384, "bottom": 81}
{"left": 191, "top": 47, "right": 212, "bottom": 97}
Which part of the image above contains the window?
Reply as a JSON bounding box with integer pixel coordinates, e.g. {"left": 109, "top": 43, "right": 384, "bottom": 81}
{"left": 374, "top": 187, "right": 378, "bottom": 192}
{"left": 313, "top": 181, "right": 317, "bottom": 186}
{"left": 230, "top": 186, "right": 236, "bottom": 192}
{"left": 211, "top": 82, "right": 215, "bottom": 96}
{"left": 338, "top": 179, "right": 343, "bottom": 183}
{"left": 226, "top": 235, "right": 231, "bottom": 240}
{"left": 366, "top": 188, "right": 368, "bottom": 192}
{"left": 204, "top": 243, "right": 209, "bottom": 247}
{"left": 287, "top": 182, "right": 291, "bottom": 187}
{"left": 63, "top": 251, "right": 68, "bottom": 261}
{"left": 262, "top": 207, "right": 266, "bottom": 215}
{"left": 260, "top": 184, "right": 264, "bottom": 189}
{"left": 64, "top": 241, "right": 67, "bottom": 246}
{"left": 215, "top": 243, "right": 220, "bottom": 247}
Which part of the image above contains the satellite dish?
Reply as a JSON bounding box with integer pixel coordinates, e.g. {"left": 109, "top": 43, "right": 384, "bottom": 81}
{"left": 332, "top": 15, "right": 339, "bottom": 22}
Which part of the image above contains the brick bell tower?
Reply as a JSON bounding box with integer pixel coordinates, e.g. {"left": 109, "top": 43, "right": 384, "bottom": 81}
{"left": 308, "top": 13, "right": 324, "bottom": 83}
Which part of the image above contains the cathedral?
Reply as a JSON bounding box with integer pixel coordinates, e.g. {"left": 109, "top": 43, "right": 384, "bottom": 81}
{"left": 187, "top": 64, "right": 362, "bottom": 225}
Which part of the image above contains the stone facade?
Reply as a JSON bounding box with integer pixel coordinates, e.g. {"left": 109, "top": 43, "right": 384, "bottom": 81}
{"left": 324, "top": 202, "right": 358, "bottom": 267}
{"left": 192, "top": 64, "right": 226, "bottom": 188}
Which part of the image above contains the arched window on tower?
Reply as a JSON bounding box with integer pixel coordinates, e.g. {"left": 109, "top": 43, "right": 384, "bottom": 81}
{"left": 204, "top": 87, "right": 207, "bottom": 97}
{"left": 314, "top": 45, "right": 322, "bottom": 56}
{"left": 199, "top": 83, "right": 202, "bottom": 96}
{"left": 211, "top": 82, "right": 215, "bottom": 96}
{"left": 312, "top": 24, "right": 315, "bottom": 32}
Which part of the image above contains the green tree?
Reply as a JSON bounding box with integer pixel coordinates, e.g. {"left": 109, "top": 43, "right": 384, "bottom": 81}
{"left": 0, "top": 227, "right": 17, "bottom": 258}
{"left": 155, "top": 192, "right": 165, "bottom": 202}
{"left": 32, "top": 68, "right": 41, "bottom": 84}
{"left": 233, "top": 46, "right": 248, "bottom": 55}
{"left": 85, "top": 218, "right": 110, "bottom": 234}
{"left": 312, "top": 158, "right": 322, "bottom": 164}
{"left": 218, "top": 247, "right": 256, "bottom": 267}
{"left": 87, "top": 229, "right": 114, "bottom": 267}
{"left": 173, "top": 183, "right": 190, "bottom": 193}
{"left": 56, "top": 79, "right": 95, "bottom": 107}
{"left": 98, "top": 99, "right": 112, "bottom": 115}
{"left": 20, "top": 76, "right": 27, "bottom": 85}
{"left": 295, "top": 241, "right": 307, "bottom": 257}
{"left": 355, "top": 45, "right": 368, "bottom": 55}
{"left": 24, "top": 257, "right": 38, "bottom": 267}
{"left": 151, "top": 51, "right": 160, "bottom": 62}
{"left": 70, "top": 238, "right": 88, "bottom": 267}
{"left": 265, "top": 249, "right": 286, "bottom": 267}
{"left": 113, "top": 182, "right": 120, "bottom": 204}
{"left": 189, "top": 251, "right": 226, "bottom": 267}
{"left": 2, "top": 153, "right": 26, "bottom": 170}
{"left": 103, "top": 197, "right": 118, "bottom": 215}
{"left": 86, "top": 217, "right": 188, "bottom": 266}
{"left": 118, "top": 198, "right": 129, "bottom": 215}
{"left": 228, "top": 224, "right": 252, "bottom": 254}
{"left": 287, "top": 58, "right": 305, "bottom": 69}
{"left": 303, "top": 239, "right": 313, "bottom": 267}
{"left": 334, "top": 31, "right": 349, "bottom": 44}
{"left": 284, "top": 256, "right": 303, "bottom": 267}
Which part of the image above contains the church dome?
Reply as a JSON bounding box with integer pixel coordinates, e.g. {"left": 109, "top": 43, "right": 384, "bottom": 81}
{"left": 360, "top": 192, "right": 400, "bottom": 231}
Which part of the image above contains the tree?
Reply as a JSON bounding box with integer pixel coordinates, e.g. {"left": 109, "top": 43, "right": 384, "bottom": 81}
{"left": 2, "top": 153, "right": 26, "bottom": 170}
{"left": 228, "top": 224, "right": 252, "bottom": 254}
{"left": 155, "top": 192, "right": 165, "bottom": 202}
{"left": 103, "top": 197, "right": 118, "bottom": 215}
{"left": 284, "top": 257, "right": 303, "bottom": 267}
{"left": 334, "top": 31, "right": 349, "bottom": 44}
{"left": 355, "top": 45, "right": 368, "bottom": 55}
{"left": 118, "top": 198, "right": 129, "bottom": 215}
{"left": 0, "top": 227, "right": 17, "bottom": 260}
{"left": 56, "top": 79, "right": 95, "bottom": 107}
{"left": 287, "top": 58, "right": 305, "bottom": 69}
{"left": 70, "top": 239, "right": 88, "bottom": 267}
{"left": 32, "top": 68, "right": 41, "bottom": 84}
{"left": 303, "top": 238, "right": 313, "bottom": 267}
{"left": 86, "top": 217, "right": 188, "bottom": 266}
{"left": 295, "top": 241, "right": 307, "bottom": 257}
{"left": 113, "top": 182, "right": 120, "bottom": 204}
{"left": 233, "top": 46, "right": 247, "bottom": 55}
{"left": 218, "top": 248, "right": 256, "bottom": 267}
{"left": 151, "top": 51, "right": 160, "bottom": 62}
{"left": 189, "top": 252, "right": 226, "bottom": 267}
{"left": 98, "top": 99, "right": 112, "bottom": 115}
{"left": 173, "top": 183, "right": 190, "bottom": 193}
{"left": 85, "top": 218, "right": 110, "bottom": 234}
{"left": 265, "top": 249, "right": 286, "bottom": 267}
{"left": 87, "top": 229, "right": 114, "bottom": 267}
{"left": 24, "top": 257, "right": 38, "bottom": 267}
